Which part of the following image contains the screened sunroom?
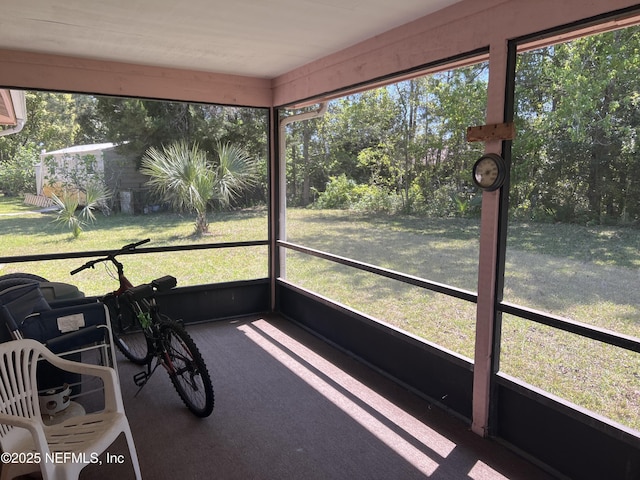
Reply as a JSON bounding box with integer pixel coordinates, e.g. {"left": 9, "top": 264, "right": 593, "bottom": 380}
{"left": 0, "top": 1, "right": 639, "bottom": 479}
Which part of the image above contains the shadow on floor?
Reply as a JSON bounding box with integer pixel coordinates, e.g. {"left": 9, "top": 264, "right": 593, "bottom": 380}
{"left": 79, "top": 314, "right": 554, "bottom": 480}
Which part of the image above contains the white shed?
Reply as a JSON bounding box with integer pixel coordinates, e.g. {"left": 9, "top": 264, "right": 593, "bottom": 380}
{"left": 36, "top": 142, "right": 115, "bottom": 196}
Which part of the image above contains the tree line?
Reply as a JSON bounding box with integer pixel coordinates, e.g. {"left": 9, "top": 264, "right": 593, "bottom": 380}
{"left": 0, "top": 95, "right": 270, "bottom": 208}
{"left": 286, "top": 25, "right": 640, "bottom": 225}
{"left": 1, "top": 25, "right": 638, "bottom": 225}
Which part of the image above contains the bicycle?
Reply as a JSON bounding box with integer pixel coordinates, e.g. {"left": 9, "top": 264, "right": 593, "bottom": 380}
{"left": 70, "top": 239, "right": 215, "bottom": 418}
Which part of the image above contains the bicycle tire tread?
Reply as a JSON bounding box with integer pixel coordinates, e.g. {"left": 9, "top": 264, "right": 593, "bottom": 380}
{"left": 161, "top": 320, "right": 214, "bottom": 417}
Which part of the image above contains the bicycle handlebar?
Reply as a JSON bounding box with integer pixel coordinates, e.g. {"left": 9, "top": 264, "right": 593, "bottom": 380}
{"left": 70, "top": 238, "right": 151, "bottom": 275}
{"left": 70, "top": 259, "right": 99, "bottom": 275}
{"left": 121, "top": 238, "right": 151, "bottom": 251}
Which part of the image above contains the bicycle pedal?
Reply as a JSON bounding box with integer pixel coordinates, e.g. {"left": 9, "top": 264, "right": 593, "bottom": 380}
{"left": 133, "top": 371, "right": 148, "bottom": 387}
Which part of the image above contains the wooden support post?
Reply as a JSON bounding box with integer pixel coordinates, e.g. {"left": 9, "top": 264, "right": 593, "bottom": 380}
{"left": 471, "top": 40, "right": 509, "bottom": 438}
{"left": 467, "top": 122, "right": 515, "bottom": 142}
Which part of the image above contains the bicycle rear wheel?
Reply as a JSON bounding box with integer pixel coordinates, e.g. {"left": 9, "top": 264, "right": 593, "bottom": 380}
{"left": 104, "top": 294, "right": 151, "bottom": 365}
{"left": 160, "top": 319, "right": 214, "bottom": 417}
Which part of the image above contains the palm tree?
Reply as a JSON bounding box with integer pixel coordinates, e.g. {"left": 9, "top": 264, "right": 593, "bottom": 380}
{"left": 213, "top": 142, "right": 258, "bottom": 208}
{"left": 140, "top": 140, "right": 257, "bottom": 236}
{"left": 51, "top": 182, "right": 111, "bottom": 238}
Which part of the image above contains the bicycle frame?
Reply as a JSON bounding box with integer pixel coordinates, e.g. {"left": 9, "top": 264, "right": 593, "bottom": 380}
{"left": 71, "top": 239, "right": 214, "bottom": 417}
{"left": 125, "top": 283, "right": 184, "bottom": 387}
{"left": 112, "top": 257, "right": 135, "bottom": 296}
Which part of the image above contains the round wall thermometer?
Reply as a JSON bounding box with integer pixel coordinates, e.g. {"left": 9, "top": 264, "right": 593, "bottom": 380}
{"left": 472, "top": 153, "right": 506, "bottom": 191}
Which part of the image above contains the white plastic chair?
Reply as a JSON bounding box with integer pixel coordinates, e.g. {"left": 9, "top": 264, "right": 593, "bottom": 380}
{"left": 0, "top": 339, "right": 141, "bottom": 480}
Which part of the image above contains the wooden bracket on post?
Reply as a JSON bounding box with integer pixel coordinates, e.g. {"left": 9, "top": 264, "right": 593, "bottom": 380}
{"left": 466, "top": 122, "right": 515, "bottom": 142}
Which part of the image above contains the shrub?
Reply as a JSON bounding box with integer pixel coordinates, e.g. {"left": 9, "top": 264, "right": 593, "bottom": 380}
{"left": 0, "top": 145, "right": 38, "bottom": 196}
{"left": 351, "top": 184, "right": 400, "bottom": 214}
{"left": 313, "top": 174, "right": 359, "bottom": 209}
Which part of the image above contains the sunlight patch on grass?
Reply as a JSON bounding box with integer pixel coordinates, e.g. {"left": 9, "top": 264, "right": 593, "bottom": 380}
{"left": 0, "top": 195, "right": 39, "bottom": 214}
{"left": 504, "top": 249, "right": 640, "bottom": 337}
{"left": 285, "top": 251, "right": 476, "bottom": 359}
{"left": 501, "top": 315, "right": 640, "bottom": 431}
{"left": 286, "top": 209, "right": 480, "bottom": 292}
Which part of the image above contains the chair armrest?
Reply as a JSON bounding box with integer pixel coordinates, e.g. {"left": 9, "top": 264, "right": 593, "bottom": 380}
{"left": 0, "top": 413, "right": 50, "bottom": 455}
{"left": 37, "top": 351, "right": 124, "bottom": 413}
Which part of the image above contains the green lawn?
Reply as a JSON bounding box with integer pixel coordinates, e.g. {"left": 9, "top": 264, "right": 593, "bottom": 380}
{"left": 284, "top": 208, "right": 640, "bottom": 432}
{"left": 0, "top": 195, "right": 38, "bottom": 214}
{"left": 0, "top": 200, "right": 268, "bottom": 294}
{"left": 1, "top": 196, "right": 638, "bottom": 431}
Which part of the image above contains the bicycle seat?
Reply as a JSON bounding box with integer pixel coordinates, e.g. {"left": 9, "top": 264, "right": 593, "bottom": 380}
{"left": 151, "top": 276, "right": 177, "bottom": 292}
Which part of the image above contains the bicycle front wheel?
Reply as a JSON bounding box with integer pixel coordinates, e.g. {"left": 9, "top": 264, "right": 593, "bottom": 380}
{"left": 104, "top": 294, "right": 151, "bottom": 365}
{"left": 160, "top": 319, "right": 214, "bottom": 418}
